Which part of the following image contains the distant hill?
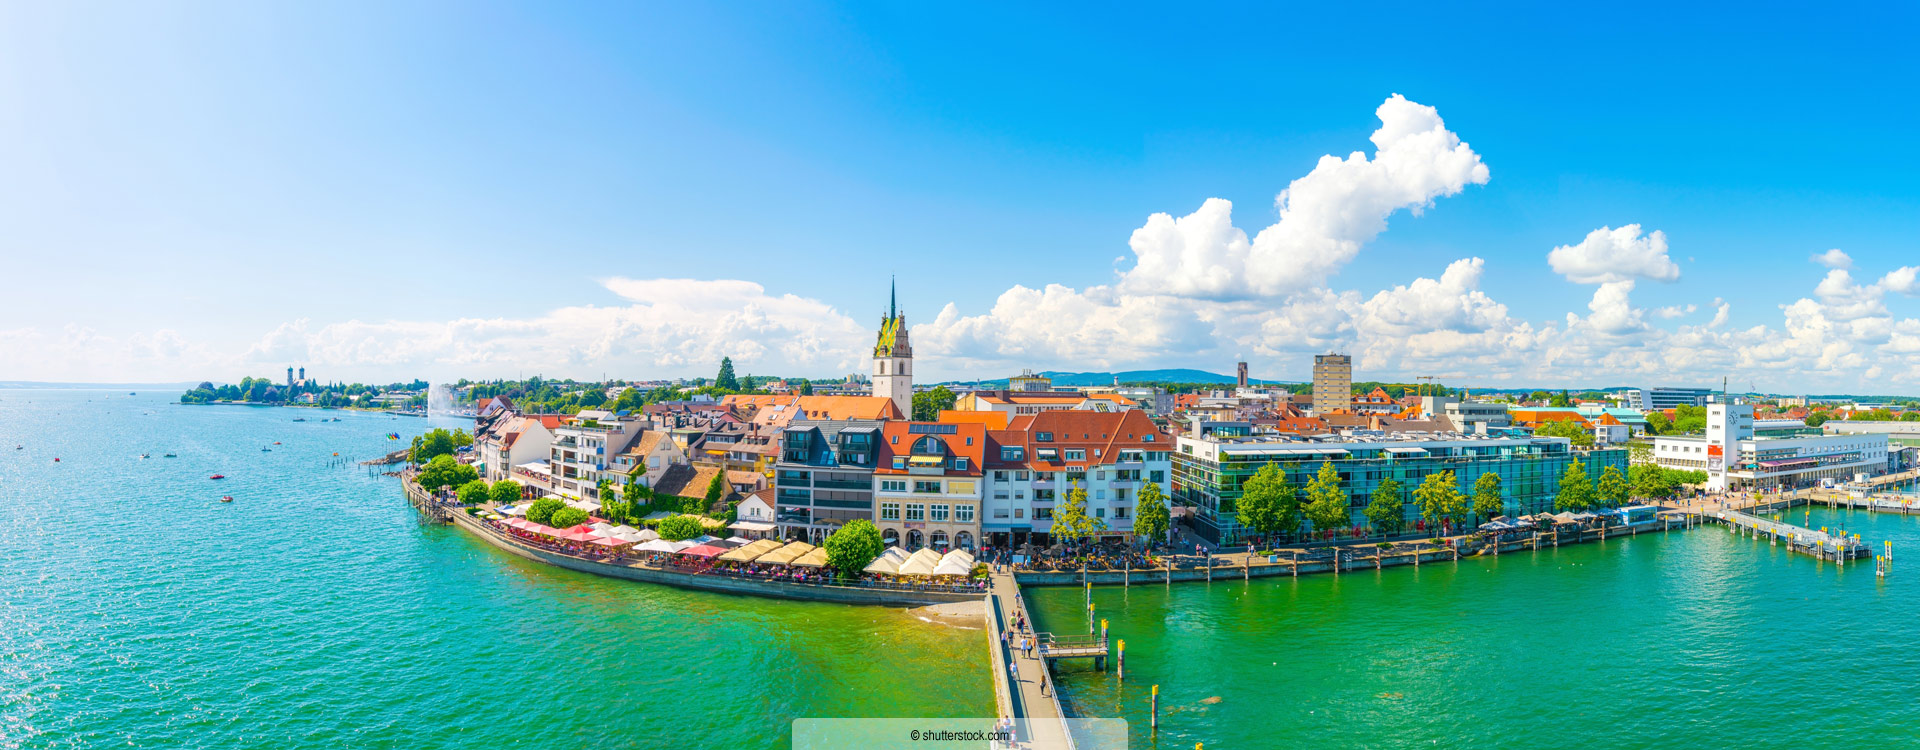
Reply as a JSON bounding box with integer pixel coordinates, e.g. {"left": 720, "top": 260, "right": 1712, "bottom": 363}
{"left": 937, "top": 369, "right": 1299, "bottom": 388}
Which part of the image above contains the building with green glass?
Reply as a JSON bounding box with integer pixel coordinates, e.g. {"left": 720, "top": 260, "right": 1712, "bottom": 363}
{"left": 1174, "top": 422, "right": 1629, "bottom": 544}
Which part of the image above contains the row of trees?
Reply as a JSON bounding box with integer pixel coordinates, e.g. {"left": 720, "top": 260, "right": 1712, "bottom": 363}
{"left": 180, "top": 377, "right": 428, "bottom": 409}
{"left": 1231, "top": 459, "right": 1675, "bottom": 543}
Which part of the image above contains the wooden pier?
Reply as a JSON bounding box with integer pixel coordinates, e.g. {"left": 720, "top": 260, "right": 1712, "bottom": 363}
{"left": 1035, "top": 632, "right": 1109, "bottom": 661}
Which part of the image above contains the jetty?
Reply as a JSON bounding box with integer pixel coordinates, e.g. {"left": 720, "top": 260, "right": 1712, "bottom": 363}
{"left": 1695, "top": 508, "right": 1871, "bottom": 561}
{"left": 986, "top": 570, "right": 1083, "bottom": 750}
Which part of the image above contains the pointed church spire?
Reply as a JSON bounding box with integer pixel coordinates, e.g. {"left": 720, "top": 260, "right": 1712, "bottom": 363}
{"left": 889, "top": 275, "right": 897, "bottom": 320}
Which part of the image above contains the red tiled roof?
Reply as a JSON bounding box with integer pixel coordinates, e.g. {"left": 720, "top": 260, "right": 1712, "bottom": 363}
{"left": 876, "top": 422, "right": 986, "bottom": 476}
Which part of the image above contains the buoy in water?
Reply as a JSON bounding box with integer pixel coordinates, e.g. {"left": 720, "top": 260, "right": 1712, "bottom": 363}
{"left": 54, "top": 457, "right": 60, "bottom": 462}
{"left": 221, "top": 496, "right": 233, "bottom": 503}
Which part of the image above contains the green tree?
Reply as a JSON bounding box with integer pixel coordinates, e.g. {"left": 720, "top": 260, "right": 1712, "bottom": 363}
{"left": 1413, "top": 471, "right": 1465, "bottom": 536}
{"left": 1236, "top": 462, "right": 1298, "bottom": 543}
{"left": 624, "top": 482, "right": 654, "bottom": 510}
{"left": 1363, "top": 477, "right": 1406, "bottom": 535}
{"left": 1550, "top": 390, "right": 1572, "bottom": 407}
{"left": 1644, "top": 412, "right": 1672, "bottom": 435}
{"left": 1672, "top": 405, "right": 1707, "bottom": 433}
{"left": 549, "top": 506, "right": 589, "bottom": 529}
{"left": 1536, "top": 419, "right": 1595, "bottom": 447}
{"left": 1628, "top": 464, "right": 1673, "bottom": 499}
{"left": 1555, "top": 460, "right": 1595, "bottom": 511}
{"left": 703, "top": 471, "right": 728, "bottom": 510}
{"left": 410, "top": 428, "right": 460, "bottom": 464}
{"left": 715, "top": 357, "right": 739, "bottom": 391}
{"left": 489, "top": 479, "right": 524, "bottom": 506}
{"left": 456, "top": 479, "right": 491, "bottom": 506}
{"left": 1132, "top": 482, "right": 1171, "bottom": 546}
{"left": 1473, "top": 472, "right": 1504, "bottom": 521}
{"left": 416, "top": 454, "right": 478, "bottom": 492}
{"left": 1626, "top": 441, "right": 1652, "bottom": 463}
{"left": 1303, "top": 461, "right": 1350, "bottom": 533}
{"left": 824, "top": 518, "right": 884, "bottom": 579}
{"left": 1804, "top": 413, "right": 1829, "bottom": 427}
{"left": 451, "top": 429, "right": 473, "bottom": 448}
{"left": 1052, "top": 481, "right": 1106, "bottom": 546}
{"left": 911, "top": 385, "right": 959, "bottom": 421}
{"left": 1597, "top": 465, "right": 1630, "bottom": 507}
{"left": 526, "top": 497, "right": 565, "bottom": 526}
{"left": 657, "top": 515, "right": 704, "bottom": 541}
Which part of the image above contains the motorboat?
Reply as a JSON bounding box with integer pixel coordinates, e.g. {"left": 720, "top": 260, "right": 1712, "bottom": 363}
{"left": 210, "top": 474, "right": 225, "bottom": 480}
{"left": 221, "top": 496, "right": 233, "bottom": 503}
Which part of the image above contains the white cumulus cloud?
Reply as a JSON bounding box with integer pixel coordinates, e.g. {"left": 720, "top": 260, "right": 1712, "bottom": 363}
{"left": 1547, "top": 224, "right": 1681, "bottom": 284}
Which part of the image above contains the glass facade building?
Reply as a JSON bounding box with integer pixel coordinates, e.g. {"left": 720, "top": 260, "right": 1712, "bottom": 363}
{"left": 1174, "top": 425, "right": 1628, "bottom": 544}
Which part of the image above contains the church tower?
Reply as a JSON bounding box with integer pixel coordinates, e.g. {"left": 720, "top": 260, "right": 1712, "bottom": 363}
{"left": 872, "top": 278, "right": 913, "bottom": 418}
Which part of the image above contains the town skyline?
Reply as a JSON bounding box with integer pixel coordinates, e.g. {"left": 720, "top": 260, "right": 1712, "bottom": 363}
{"left": 3, "top": 4, "right": 1917, "bottom": 390}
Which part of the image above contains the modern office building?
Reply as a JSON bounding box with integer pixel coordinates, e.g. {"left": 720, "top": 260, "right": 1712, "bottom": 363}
{"left": 1312, "top": 353, "right": 1352, "bottom": 415}
{"left": 1622, "top": 387, "right": 1714, "bottom": 410}
{"left": 1652, "top": 398, "right": 1889, "bottom": 491}
{"left": 1174, "top": 421, "right": 1627, "bottom": 544}
{"left": 772, "top": 419, "right": 884, "bottom": 543}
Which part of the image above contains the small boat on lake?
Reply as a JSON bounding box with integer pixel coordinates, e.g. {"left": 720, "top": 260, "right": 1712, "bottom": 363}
{"left": 261, "top": 448, "right": 272, "bottom": 452}
{"left": 221, "top": 496, "right": 233, "bottom": 503}
{"left": 293, "top": 418, "right": 306, "bottom": 422}
{"left": 140, "top": 454, "right": 150, "bottom": 459}
{"left": 210, "top": 474, "right": 225, "bottom": 480}
{"left": 163, "top": 453, "right": 177, "bottom": 458}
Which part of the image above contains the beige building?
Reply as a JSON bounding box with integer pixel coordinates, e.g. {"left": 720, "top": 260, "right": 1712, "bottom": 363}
{"left": 1312, "top": 353, "right": 1352, "bottom": 415}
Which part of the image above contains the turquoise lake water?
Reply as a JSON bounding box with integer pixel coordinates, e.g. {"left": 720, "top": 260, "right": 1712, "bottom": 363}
{"left": 1030, "top": 499, "right": 1920, "bottom": 749}
{"left": 0, "top": 391, "right": 989, "bottom": 749}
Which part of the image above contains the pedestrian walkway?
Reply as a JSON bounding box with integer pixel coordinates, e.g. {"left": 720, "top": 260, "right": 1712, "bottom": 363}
{"left": 986, "top": 569, "right": 1074, "bottom": 748}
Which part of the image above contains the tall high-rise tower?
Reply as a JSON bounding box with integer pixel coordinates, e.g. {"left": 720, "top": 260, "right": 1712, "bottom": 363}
{"left": 1312, "top": 353, "right": 1352, "bottom": 415}
{"left": 872, "top": 278, "right": 913, "bottom": 418}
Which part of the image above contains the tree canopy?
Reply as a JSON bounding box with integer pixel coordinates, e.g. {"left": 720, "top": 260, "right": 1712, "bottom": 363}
{"left": 911, "top": 385, "right": 959, "bottom": 421}
{"left": 1473, "top": 472, "right": 1504, "bottom": 521}
{"left": 1363, "top": 477, "right": 1405, "bottom": 534}
{"left": 526, "top": 497, "right": 565, "bottom": 526}
{"left": 416, "top": 454, "right": 478, "bottom": 492}
{"left": 824, "top": 519, "right": 884, "bottom": 579}
{"left": 489, "top": 480, "right": 523, "bottom": 506}
{"left": 657, "top": 515, "right": 705, "bottom": 541}
{"left": 1303, "top": 461, "right": 1350, "bottom": 532}
{"left": 1052, "top": 482, "right": 1106, "bottom": 545}
{"left": 1132, "top": 482, "right": 1170, "bottom": 545}
{"left": 1535, "top": 419, "right": 1594, "bottom": 446}
{"left": 715, "top": 357, "right": 739, "bottom": 391}
{"left": 1413, "top": 471, "right": 1466, "bottom": 534}
{"left": 1555, "top": 460, "right": 1595, "bottom": 512}
{"left": 456, "top": 480, "right": 491, "bottom": 506}
{"left": 549, "top": 506, "right": 589, "bottom": 529}
{"left": 1236, "top": 462, "right": 1298, "bottom": 541}
{"left": 1597, "top": 465, "right": 1630, "bottom": 507}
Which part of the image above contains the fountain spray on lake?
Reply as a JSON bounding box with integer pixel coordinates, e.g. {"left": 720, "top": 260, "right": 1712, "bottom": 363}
{"left": 426, "top": 383, "right": 454, "bottom": 417}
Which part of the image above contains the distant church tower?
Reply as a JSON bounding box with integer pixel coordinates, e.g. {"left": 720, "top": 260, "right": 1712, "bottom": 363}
{"left": 872, "top": 278, "right": 913, "bottom": 418}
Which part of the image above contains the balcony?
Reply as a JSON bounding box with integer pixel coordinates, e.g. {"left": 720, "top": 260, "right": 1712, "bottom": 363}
{"left": 813, "top": 479, "right": 869, "bottom": 490}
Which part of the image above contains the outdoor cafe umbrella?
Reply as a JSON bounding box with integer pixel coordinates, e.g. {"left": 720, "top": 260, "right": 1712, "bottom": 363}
{"left": 898, "top": 548, "right": 942, "bottom": 576}
{"left": 932, "top": 556, "right": 973, "bottom": 577}
{"left": 635, "top": 540, "right": 678, "bottom": 554}
{"left": 678, "top": 543, "right": 728, "bottom": 559}
{"left": 863, "top": 555, "right": 902, "bottom": 575}
{"left": 632, "top": 528, "right": 661, "bottom": 541}
{"left": 758, "top": 542, "right": 815, "bottom": 566}
{"left": 790, "top": 546, "right": 830, "bottom": 568}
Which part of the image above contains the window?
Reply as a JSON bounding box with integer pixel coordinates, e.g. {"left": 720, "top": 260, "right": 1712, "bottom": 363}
{"left": 1014, "top": 490, "right": 1026, "bottom": 500}
{"left": 1150, "top": 470, "right": 1165, "bottom": 483}
{"left": 993, "top": 470, "right": 1007, "bottom": 482}
{"left": 1113, "top": 506, "right": 1129, "bottom": 519}
{"left": 914, "top": 480, "right": 942, "bottom": 494}
{"left": 1035, "top": 507, "right": 1053, "bottom": 520}
{"left": 993, "top": 508, "right": 1009, "bottom": 518}
{"left": 880, "top": 502, "right": 900, "bottom": 520}
{"left": 956, "top": 505, "right": 975, "bottom": 522}
{"left": 1096, "top": 508, "right": 1106, "bottom": 519}
{"left": 1014, "top": 471, "right": 1029, "bottom": 481}
{"left": 1095, "top": 470, "right": 1105, "bottom": 481}
{"left": 1065, "top": 449, "right": 1086, "bottom": 462}
{"left": 880, "top": 479, "right": 906, "bottom": 492}
{"left": 1143, "top": 434, "right": 1154, "bottom": 442}
{"left": 906, "top": 504, "right": 926, "bottom": 521}
{"left": 1035, "top": 432, "right": 1053, "bottom": 442}
{"left": 1014, "top": 508, "right": 1025, "bottom": 519}
{"left": 1001, "top": 447, "right": 1025, "bottom": 461}
{"left": 994, "top": 491, "right": 1010, "bottom": 500}
{"left": 930, "top": 504, "right": 950, "bottom": 522}
{"left": 1096, "top": 489, "right": 1106, "bottom": 500}
{"left": 948, "top": 480, "right": 975, "bottom": 495}
{"left": 954, "top": 457, "right": 970, "bottom": 471}
{"left": 892, "top": 457, "right": 905, "bottom": 470}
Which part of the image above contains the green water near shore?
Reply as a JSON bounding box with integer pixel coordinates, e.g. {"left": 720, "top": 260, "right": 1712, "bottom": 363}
{"left": 1030, "top": 505, "right": 1920, "bottom": 749}
{"left": 0, "top": 392, "right": 989, "bottom": 749}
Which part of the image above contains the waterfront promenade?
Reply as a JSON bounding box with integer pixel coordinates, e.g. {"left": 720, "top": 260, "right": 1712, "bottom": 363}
{"left": 986, "top": 570, "right": 1077, "bottom": 749}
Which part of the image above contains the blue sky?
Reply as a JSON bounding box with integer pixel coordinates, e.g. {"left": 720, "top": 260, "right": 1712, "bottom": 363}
{"left": 3, "top": 2, "right": 1918, "bottom": 391}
